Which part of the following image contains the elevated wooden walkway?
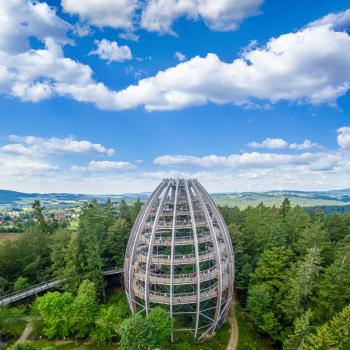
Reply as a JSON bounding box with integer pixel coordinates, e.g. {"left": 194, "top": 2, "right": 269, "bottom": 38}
{"left": 0, "top": 267, "right": 123, "bottom": 307}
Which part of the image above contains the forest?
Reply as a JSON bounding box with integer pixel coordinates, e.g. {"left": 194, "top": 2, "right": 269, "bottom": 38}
{"left": 221, "top": 199, "right": 350, "bottom": 349}
{"left": 0, "top": 198, "right": 349, "bottom": 349}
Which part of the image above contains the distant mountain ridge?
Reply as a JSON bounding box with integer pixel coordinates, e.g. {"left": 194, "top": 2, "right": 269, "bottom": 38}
{"left": 0, "top": 189, "right": 150, "bottom": 207}
{"left": 211, "top": 189, "right": 350, "bottom": 208}
{"left": 1, "top": 188, "right": 350, "bottom": 209}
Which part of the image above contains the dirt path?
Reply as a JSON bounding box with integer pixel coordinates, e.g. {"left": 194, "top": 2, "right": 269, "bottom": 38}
{"left": 226, "top": 299, "right": 239, "bottom": 350}
{"left": 16, "top": 319, "right": 33, "bottom": 344}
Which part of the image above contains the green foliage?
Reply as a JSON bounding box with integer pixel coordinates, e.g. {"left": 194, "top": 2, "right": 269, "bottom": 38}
{"left": 236, "top": 304, "right": 272, "bottom": 350}
{"left": 90, "top": 304, "right": 121, "bottom": 344}
{"left": 104, "top": 218, "right": 130, "bottom": 268}
{"left": 281, "top": 246, "right": 322, "bottom": 323}
{"left": 283, "top": 310, "right": 312, "bottom": 350}
{"left": 63, "top": 201, "right": 106, "bottom": 295}
{"left": 13, "top": 276, "right": 30, "bottom": 291}
{"left": 0, "top": 198, "right": 132, "bottom": 297}
{"left": 90, "top": 294, "right": 130, "bottom": 345}
{"left": 36, "top": 291, "right": 74, "bottom": 339}
{"left": 221, "top": 202, "right": 350, "bottom": 347}
{"left": 118, "top": 200, "right": 130, "bottom": 222}
{"left": 304, "top": 304, "right": 350, "bottom": 349}
{"left": 8, "top": 344, "right": 35, "bottom": 350}
{"left": 119, "top": 313, "right": 155, "bottom": 350}
{"left": 32, "top": 200, "right": 46, "bottom": 225}
{"left": 313, "top": 244, "right": 350, "bottom": 323}
{"left": 50, "top": 229, "right": 71, "bottom": 279}
{"left": 247, "top": 285, "right": 281, "bottom": 339}
{"left": 0, "top": 277, "right": 9, "bottom": 296}
{"left": 130, "top": 199, "right": 142, "bottom": 224}
{"left": 0, "top": 306, "right": 24, "bottom": 340}
{"left": 36, "top": 280, "right": 99, "bottom": 339}
{"left": 69, "top": 280, "right": 99, "bottom": 339}
{"left": 0, "top": 225, "right": 51, "bottom": 291}
{"left": 148, "top": 307, "right": 173, "bottom": 347}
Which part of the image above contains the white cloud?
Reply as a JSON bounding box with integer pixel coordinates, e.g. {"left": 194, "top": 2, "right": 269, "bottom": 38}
{"left": 141, "top": 0, "right": 262, "bottom": 34}
{"left": 119, "top": 32, "right": 140, "bottom": 42}
{"left": 72, "top": 160, "right": 136, "bottom": 172}
{"left": 1, "top": 127, "right": 350, "bottom": 194}
{"left": 249, "top": 138, "right": 319, "bottom": 150}
{"left": 308, "top": 8, "right": 350, "bottom": 31}
{"left": 0, "top": 131, "right": 350, "bottom": 194}
{"left": 112, "top": 18, "right": 350, "bottom": 110}
{"left": 289, "top": 139, "right": 319, "bottom": 150}
{"left": 153, "top": 152, "right": 340, "bottom": 170}
{"left": 0, "top": 154, "right": 57, "bottom": 176}
{"left": 248, "top": 138, "right": 288, "bottom": 149}
{"left": 0, "top": 37, "right": 93, "bottom": 102}
{"left": 337, "top": 126, "right": 350, "bottom": 150}
{"left": 2, "top": 135, "right": 115, "bottom": 156}
{"left": 89, "top": 39, "right": 132, "bottom": 63}
{"left": 62, "top": 0, "right": 138, "bottom": 29}
{"left": 0, "top": 0, "right": 70, "bottom": 55}
{"left": 1, "top": 4, "right": 350, "bottom": 113}
{"left": 174, "top": 51, "right": 186, "bottom": 62}
{"left": 72, "top": 23, "right": 91, "bottom": 37}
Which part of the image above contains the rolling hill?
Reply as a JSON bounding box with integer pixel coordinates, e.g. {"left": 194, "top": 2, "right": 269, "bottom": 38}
{"left": 1, "top": 188, "right": 350, "bottom": 210}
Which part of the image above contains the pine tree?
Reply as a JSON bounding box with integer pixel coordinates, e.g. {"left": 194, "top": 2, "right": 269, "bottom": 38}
{"left": 313, "top": 244, "right": 350, "bottom": 323}
{"left": 130, "top": 199, "right": 142, "bottom": 224}
{"left": 282, "top": 246, "right": 322, "bottom": 323}
{"left": 304, "top": 304, "right": 350, "bottom": 350}
{"left": 63, "top": 202, "right": 105, "bottom": 297}
{"left": 283, "top": 310, "right": 312, "bottom": 350}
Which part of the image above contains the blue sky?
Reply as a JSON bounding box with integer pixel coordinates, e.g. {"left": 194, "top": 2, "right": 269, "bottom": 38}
{"left": 1, "top": 0, "right": 350, "bottom": 193}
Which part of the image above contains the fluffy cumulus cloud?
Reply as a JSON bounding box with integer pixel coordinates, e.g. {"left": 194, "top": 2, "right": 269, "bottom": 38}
{"left": 72, "top": 160, "right": 136, "bottom": 172}
{"left": 140, "top": 0, "right": 263, "bottom": 34}
{"left": 248, "top": 138, "right": 288, "bottom": 149}
{"left": 0, "top": 154, "right": 57, "bottom": 176}
{"left": 61, "top": 0, "right": 138, "bottom": 29}
{"left": 174, "top": 51, "right": 186, "bottom": 62}
{"left": 337, "top": 126, "right": 350, "bottom": 150}
{"left": 150, "top": 127, "right": 350, "bottom": 190}
{"left": 60, "top": 0, "right": 262, "bottom": 33}
{"left": 2, "top": 130, "right": 350, "bottom": 194}
{"left": 1, "top": 2, "right": 350, "bottom": 112}
{"left": 308, "top": 8, "right": 350, "bottom": 32}
{"left": 119, "top": 32, "right": 140, "bottom": 42}
{"left": 153, "top": 152, "right": 341, "bottom": 170}
{"left": 113, "top": 13, "right": 350, "bottom": 110}
{"left": 249, "top": 138, "right": 319, "bottom": 150}
{"left": 1, "top": 135, "right": 115, "bottom": 156}
{"left": 0, "top": 0, "right": 70, "bottom": 55}
{"left": 89, "top": 39, "right": 132, "bottom": 63}
{"left": 289, "top": 140, "right": 319, "bottom": 151}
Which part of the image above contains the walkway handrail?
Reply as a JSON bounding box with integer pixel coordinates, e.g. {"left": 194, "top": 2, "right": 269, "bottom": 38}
{"left": 0, "top": 267, "right": 124, "bottom": 307}
{"left": 0, "top": 278, "right": 62, "bottom": 300}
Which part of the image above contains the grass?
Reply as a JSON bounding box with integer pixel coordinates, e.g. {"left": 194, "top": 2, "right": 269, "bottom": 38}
{"left": 3, "top": 319, "right": 27, "bottom": 339}
{"left": 25, "top": 339, "right": 116, "bottom": 350}
{"left": 23, "top": 323, "right": 230, "bottom": 350}
{"left": 236, "top": 304, "right": 275, "bottom": 350}
{"left": 0, "top": 233, "right": 20, "bottom": 241}
{"left": 165, "top": 322, "right": 231, "bottom": 350}
{"left": 19, "top": 325, "right": 230, "bottom": 350}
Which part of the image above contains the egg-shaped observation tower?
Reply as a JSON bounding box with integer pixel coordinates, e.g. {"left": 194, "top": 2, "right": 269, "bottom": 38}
{"left": 124, "top": 178, "right": 234, "bottom": 340}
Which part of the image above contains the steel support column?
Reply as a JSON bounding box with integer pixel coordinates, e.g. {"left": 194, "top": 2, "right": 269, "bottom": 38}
{"left": 185, "top": 180, "right": 201, "bottom": 339}
{"left": 125, "top": 180, "right": 167, "bottom": 312}
{"left": 191, "top": 180, "right": 223, "bottom": 334}
{"left": 170, "top": 179, "right": 179, "bottom": 341}
{"left": 144, "top": 181, "right": 172, "bottom": 314}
